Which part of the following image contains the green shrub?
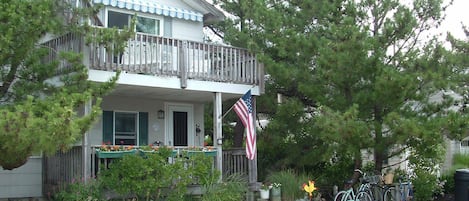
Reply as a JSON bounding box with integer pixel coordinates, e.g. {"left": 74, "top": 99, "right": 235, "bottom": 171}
{"left": 99, "top": 149, "right": 219, "bottom": 201}
{"left": 440, "top": 172, "right": 455, "bottom": 194}
{"left": 412, "top": 168, "right": 439, "bottom": 201}
{"left": 267, "top": 169, "right": 312, "bottom": 201}
{"left": 53, "top": 178, "right": 103, "bottom": 201}
{"left": 439, "top": 153, "right": 469, "bottom": 195}
{"left": 453, "top": 153, "right": 469, "bottom": 167}
{"left": 201, "top": 173, "right": 248, "bottom": 201}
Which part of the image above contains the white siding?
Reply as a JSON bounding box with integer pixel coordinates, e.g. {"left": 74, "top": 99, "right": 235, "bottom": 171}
{"left": 172, "top": 18, "right": 204, "bottom": 41}
{"left": 89, "top": 96, "right": 205, "bottom": 146}
{"left": 0, "top": 157, "right": 42, "bottom": 198}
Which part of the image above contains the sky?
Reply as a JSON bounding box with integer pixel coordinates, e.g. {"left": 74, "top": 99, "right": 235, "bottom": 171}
{"left": 439, "top": 0, "right": 469, "bottom": 40}
{"left": 206, "top": 0, "right": 468, "bottom": 41}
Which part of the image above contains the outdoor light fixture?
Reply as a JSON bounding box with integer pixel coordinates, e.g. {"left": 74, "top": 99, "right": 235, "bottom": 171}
{"left": 157, "top": 109, "right": 165, "bottom": 119}
{"left": 217, "top": 138, "right": 223, "bottom": 145}
{"left": 195, "top": 124, "right": 201, "bottom": 135}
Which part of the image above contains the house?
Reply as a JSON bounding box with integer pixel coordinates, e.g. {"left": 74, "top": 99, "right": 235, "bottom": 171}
{"left": 0, "top": 0, "right": 264, "bottom": 199}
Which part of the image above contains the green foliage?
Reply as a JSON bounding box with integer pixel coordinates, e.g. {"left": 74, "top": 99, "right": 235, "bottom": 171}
{"left": 53, "top": 178, "right": 103, "bottom": 201}
{"left": 0, "top": 0, "right": 132, "bottom": 170}
{"left": 439, "top": 153, "right": 469, "bottom": 194}
{"left": 99, "top": 152, "right": 220, "bottom": 200}
{"left": 201, "top": 173, "right": 248, "bottom": 201}
{"left": 412, "top": 168, "right": 439, "bottom": 201}
{"left": 266, "top": 169, "right": 311, "bottom": 201}
{"left": 440, "top": 172, "right": 455, "bottom": 195}
{"left": 453, "top": 153, "right": 469, "bottom": 167}
{"left": 213, "top": 0, "right": 469, "bottom": 178}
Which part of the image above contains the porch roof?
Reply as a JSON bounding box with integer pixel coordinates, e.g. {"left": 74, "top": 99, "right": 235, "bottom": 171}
{"left": 93, "top": 0, "right": 204, "bottom": 22}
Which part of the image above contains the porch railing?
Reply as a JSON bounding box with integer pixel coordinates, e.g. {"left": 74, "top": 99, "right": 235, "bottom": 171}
{"left": 42, "top": 145, "right": 249, "bottom": 196}
{"left": 42, "top": 146, "right": 83, "bottom": 196}
{"left": 222, "top": 148, "right": 248, "bottom": 179}
{"left": 41, "top": 31, "right": 264, "bottom": 87}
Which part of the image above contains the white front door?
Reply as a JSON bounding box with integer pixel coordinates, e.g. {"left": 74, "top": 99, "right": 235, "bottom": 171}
{"left": 165, "top": 103, "right": 194, "bottom": 147}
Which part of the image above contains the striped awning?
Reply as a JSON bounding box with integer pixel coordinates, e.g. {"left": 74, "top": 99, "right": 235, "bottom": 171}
{"left": 93, "top": 0, "right": 204, "bottom": 22}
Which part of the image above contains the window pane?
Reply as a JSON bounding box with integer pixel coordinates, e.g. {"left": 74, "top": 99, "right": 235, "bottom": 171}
{"left": 136, "top": 16, "right": 159, "bottom": 35}
{"left": 115, "top": 113, "right": 136, "bottom": 132}
{"left": 115, "top": 112, "right": 137, "bottom": 145}
{"left": 108, "top": 11, "right": 129, "bottom": 29}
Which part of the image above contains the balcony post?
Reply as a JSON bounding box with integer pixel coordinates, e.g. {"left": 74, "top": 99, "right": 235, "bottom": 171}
{"left": 180, "top": 41, "right": 188, "bottom": 88}
{"left": 213, "top": 92, "right": 223, "bottom": 181}
{"left": 82, "top": 99, "right": 92, "bottom": 183}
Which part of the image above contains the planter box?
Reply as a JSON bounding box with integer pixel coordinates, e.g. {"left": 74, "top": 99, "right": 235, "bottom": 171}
{"left": 139, "top": 150, "right": 178, "bottom": 157}
{"left": 96, "top": 150, "right": 136, "bottom": 158}
{"left": 184, "top": 150, "right": 217, "bottom": 157}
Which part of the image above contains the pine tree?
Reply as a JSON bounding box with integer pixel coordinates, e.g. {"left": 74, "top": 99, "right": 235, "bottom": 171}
{"left": 0, "top": 0, "right": 131, "bottom": 170}
{"left": 213, "top": 0, "right": 469, "bottom": 176}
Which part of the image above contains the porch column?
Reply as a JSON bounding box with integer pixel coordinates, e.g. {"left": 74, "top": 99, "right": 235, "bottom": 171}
{"left": 82, "top": 100, "right": 92, "bottom": 183}
{"left": 213, "top": 92, "right": 223, "bottom": 181}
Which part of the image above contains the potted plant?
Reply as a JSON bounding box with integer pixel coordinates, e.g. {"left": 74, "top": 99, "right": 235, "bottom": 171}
{"left": 259, "top": 183, "right": 271, "bottom": 199}
{"left": 271, "top": 182, "right": 282, "bottom": 200}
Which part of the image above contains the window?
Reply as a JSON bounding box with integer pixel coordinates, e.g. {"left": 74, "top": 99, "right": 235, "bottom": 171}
{"left": 107, "top": 10, "right": 161, "bottom": 35}
{"left": 114, "top": 112, "right": 137, "bottom": 145}
{"left": 462, "top": 140, "right": 469, "bottom": 147}
{"left": 102, "top": 111, "right": 148, "bottom": 146}
{"left": 136, "top": 16, "right": 159, "bottom": 35}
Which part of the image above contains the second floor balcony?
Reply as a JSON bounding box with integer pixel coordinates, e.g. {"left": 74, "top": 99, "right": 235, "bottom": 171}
{"left": 42, "top": 31, "right": 265, "bottom": 90}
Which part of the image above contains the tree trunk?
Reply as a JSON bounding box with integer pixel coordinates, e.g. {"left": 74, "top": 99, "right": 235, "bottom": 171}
{"left": 351, "top": 153, "right": 363, "bottom": 185}
{"left": 233, "top": 117, "right": 244, "bottom": 147}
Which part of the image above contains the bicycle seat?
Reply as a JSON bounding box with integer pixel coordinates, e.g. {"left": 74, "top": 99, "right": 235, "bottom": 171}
{"left": 344, "top": 179, "right": 354, "bottom": 185}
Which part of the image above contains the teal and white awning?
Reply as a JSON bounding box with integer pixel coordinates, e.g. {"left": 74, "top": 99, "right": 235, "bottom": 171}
{"left": 93, "top": 0, "right": 204, "bottom": 22}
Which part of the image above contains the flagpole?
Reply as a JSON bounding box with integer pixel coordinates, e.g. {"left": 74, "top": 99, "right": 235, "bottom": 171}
{"left": 219, "top": 104, "right": 235, "bottom": 119}
{"left": 219, "top": 86, "right": 256, "bottom": 119}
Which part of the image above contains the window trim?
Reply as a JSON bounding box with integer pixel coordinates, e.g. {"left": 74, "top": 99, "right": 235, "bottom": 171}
{"left": 105, "top": 7, "right": 164, "bottom": 36}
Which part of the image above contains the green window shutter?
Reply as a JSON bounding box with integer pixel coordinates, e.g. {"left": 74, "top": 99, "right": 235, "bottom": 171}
{"left": 102, "top": 111, "right": 114, "bottom": 144}
{"left": 139, "top": 112, "right": 149, "bottom": 146}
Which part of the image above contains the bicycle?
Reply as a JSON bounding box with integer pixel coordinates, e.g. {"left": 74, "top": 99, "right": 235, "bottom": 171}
{"left": 333, "top": 169, "right": 374, "bottom": 201}
{"left": 383, "top": 176, "right": 413, "bottom": 201}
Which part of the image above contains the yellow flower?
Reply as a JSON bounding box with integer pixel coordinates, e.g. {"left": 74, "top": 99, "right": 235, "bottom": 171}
{"left": 302, "top": 180, "right": 317, "bottom": 198}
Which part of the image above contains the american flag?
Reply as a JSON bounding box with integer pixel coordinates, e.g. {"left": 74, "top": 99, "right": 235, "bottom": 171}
{"left": 233, "top": 90, "right": 256, "bottom": 160}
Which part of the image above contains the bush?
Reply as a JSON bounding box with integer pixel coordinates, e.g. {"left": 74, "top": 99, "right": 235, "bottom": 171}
{"left": 439, "top": 153, "right": 469, "bottom": 195}
{"left": 453, "top": 153, "right": 469, "bottom": 167}
{"left": 201, "top": 173, "right": 248, "bottom": 201}
{"left": 53, "top": 178, "right": 103, "bottom": 201}
{"left": 267, "top": 169, "right": 312, "bottom": 201}
{"left": 99, "top": 149, "right": 219, "bottom": 201}
{"left": 412, "top": 168, "right": 439, "bottom": 201}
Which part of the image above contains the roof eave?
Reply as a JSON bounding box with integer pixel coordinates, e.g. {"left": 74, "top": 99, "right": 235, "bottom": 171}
{"left": 182, "top": 0, "right": 225, "bottom": 25}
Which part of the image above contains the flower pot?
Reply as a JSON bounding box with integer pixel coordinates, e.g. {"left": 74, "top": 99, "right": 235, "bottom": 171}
{"left": 271, "top": 187, "right": 281, "bottom": 201}
{"left": 260, "top": 189, "right": 270, "bottom": 199}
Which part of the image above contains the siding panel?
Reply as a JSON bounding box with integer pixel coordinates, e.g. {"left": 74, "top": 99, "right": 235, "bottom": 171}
{"left": 0, "top": 158, "right": 42, "bottom": 198}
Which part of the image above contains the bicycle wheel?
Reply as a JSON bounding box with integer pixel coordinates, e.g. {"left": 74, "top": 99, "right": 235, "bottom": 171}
{"left": 383, "top": 187, "right": 398, "bottom": 201}
{"left": 334, "top": 191, "right": 353, "bottom": 201}
{"left": 357, "top": 191, "right": 373, "bottom": 201}
{"left": 334, "top": 191, "right": 347, "bottom": 201}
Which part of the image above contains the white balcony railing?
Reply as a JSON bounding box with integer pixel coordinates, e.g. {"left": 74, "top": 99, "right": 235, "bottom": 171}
{"left": 42, "top": 31, "right": 264, "bottom": 87}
